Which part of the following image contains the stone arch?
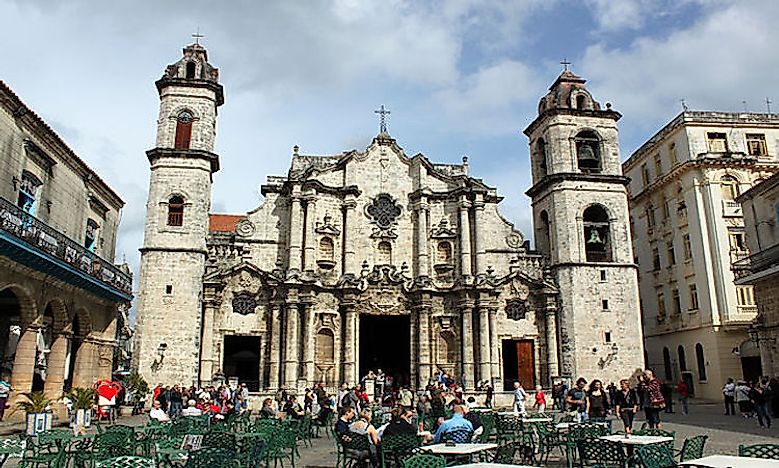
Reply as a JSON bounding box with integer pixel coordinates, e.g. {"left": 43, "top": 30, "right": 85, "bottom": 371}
{"left": 570, "top": 89, "right": 595, "bottom": 110}
{"left": 167, "top": 105, "right": 201, "bottom": 121}
{"left": 437, "top": 330, "right": 457, "bottom": 364}
{"left": 0, "top": 284, "right": 37, "bottom": 327}
{"left": 41, "top": 298, "right": 69, "bottom": 333}
{"left": 72, "top": 307, "right": 94, "bottom": 339}
{"left": 538, "top": 210, "right": 551, "bottom": 253}
{"left": 582, "top": 203, "right": 613, "bottom": 262}
{"left": 574, "top": 129, "right": 602, "bottom": 173}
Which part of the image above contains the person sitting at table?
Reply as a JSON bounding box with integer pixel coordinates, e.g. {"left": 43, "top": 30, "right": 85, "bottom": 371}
{"left": 432, "top": 405, "right": 473, "bottom": 443}
{"left": 349, "top": 409, "right": 380, "bottom": 445}
{"left": 259, "top": 397, "right": 277, "bottom": 419}
{"left": 284, "top": 395, "right": 305, "bottom": 420}
{"left": 315, "top": 396, "right": 333, "bottom": 424}
{"left": 461, "top": 404, "right": 483, "bottom": 441}
{"left": 181, "top": 399, "right": 203, "bottom": 417}
{"left": 149, "top": 399, "right": 170, "bottom": 422}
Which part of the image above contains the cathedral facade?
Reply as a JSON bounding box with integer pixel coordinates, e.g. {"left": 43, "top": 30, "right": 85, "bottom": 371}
{"left": 133, "top": 44, "right": 644, "bottom": 393}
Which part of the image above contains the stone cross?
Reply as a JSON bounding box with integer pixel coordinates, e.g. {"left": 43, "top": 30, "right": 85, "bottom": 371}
{"left": 375, "top": 105, "right": 391, "bottom": 133}
{"left": 560, "top": 59, "right": 571, "bottom": 72}
{"left": 192, "top": 28, "right": 204, "bottom": 45}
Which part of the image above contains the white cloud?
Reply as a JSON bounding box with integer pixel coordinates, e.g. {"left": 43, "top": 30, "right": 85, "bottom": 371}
{"left": 584, "top": 0, "right": 664, "bottom": 31}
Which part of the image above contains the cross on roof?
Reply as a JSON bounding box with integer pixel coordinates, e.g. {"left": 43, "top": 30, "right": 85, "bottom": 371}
{"left": 192, "top": 28, "right": 204, "bottom": 45}
{"left": 560, "top": 58, "right": 572, "bottom": 72}
{"left": 375, "top": 105, "right": 391, "bottom": 133}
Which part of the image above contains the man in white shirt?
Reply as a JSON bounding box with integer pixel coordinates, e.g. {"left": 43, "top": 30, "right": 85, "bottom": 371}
{"left": 513, "top": 381, "right": 527, "bottom": 416}
{"left": 149, "top": 400, "right": 170, "bottom": 422}
{"left": 181, "top": 399, "right": 203, "bottom": 417}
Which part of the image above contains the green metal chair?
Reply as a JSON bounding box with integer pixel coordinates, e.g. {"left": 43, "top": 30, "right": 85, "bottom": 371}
{"left": 633, "top": 428, "right": 675, "bottom": 451}
{"left": 495, "top": 414, "right": 522, "bottom": 444}
{"left": 565, "top": 422, "right": 609, "bottom": 467}
{"left": 478, "top": 412, "right": 496, "bottom": 442}
{"left": 95, "top": 456, "right": 156, "bottom": 468}
{"left": 677, "top": 434, "right": 707, "bottom": 462}
{"left": 184, "top": 447, "right": 239, "bottom": 468}
{"left": 492, "top": 442, "right": 519, "bottom": 464}
{"left": 18, "top": 434, "right": 61, "bottom": 468}
{"left": 92, "top": 429, "right": 135, "bottom": 462}
{"left": 739, "top": 443, "right": 779, "bottom": 460}
{"left": 380, "top": 433, "right": 420, "bottom": 468}
{"left": 202, "top": 431, "right": 237, "bottom": 450}
{"left": 263, "top": 425, "right": 298, "bottom": 468}
{"left": 401, "top": 454, "right": 445, "bottom": 468}
{"left": 341, "top": 432, "right": 372, "bottom": 468}
{"left": 576, "top": 439, "right": 626, "bottom": 468}
{"left": 536, "top": 421, "right": 565, "bottom": 463}
{"left": 440, "top": 427, "right": 473, "bottom": 444}
{"left": 0, "top": 435, "right": 25, "bottom": 466}
{"left": 237, "top": 433, "right": 267, "bottom": 468}
{"left": 312, "top": 411, "right": 334, "bottom": 438}
{"left": 635, "top": 444, "right": 677, "bottom": 468}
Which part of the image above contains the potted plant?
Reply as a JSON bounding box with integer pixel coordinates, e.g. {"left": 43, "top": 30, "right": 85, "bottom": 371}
{"left": 16, "top": 391, "right": 52, "bottom": 436}
{"left": 67, "top": 387, "right": 95, "bottom": 432}
{"left": 126, "top": 371, "right": 149, "bottom": 415}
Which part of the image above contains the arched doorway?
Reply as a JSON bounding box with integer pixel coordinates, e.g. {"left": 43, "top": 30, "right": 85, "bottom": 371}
{"left": 0, "top": 288, "right": 23, "bottom": 381}
{"left": 739, "top": 340, "right": 762, "bottom": 383}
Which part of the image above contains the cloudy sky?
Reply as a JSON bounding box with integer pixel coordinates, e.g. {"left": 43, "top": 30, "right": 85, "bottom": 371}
{"left": 2, "top": 0, "right": 778, "bottom": 301}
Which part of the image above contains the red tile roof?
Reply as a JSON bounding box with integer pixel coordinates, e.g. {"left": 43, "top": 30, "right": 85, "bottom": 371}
{"left": 209, "top": 214, "right": 245, "bottom": 232}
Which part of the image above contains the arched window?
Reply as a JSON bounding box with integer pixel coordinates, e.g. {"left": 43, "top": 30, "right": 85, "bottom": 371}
{"left": 436, "top": 241, "right": 452, "bottom": 265}
{"left": 377, "top": 241, "right": 392, "bottom": 265}
{"left": 720, "top": 175, "right": 740, "bottom": 201}
{"left": 84, "top": 219, "right": 99, "bottom": 252}
{"left": 576, "top": 94, "right": 586, "bottom": 110}
{"left": 583, "top": 205, "right": 612, "bottom": 262}
{"left": 662, "top": 347, "right": 672, "bottom": 381}
{"left": 537, "top": 138, "right": 548, "bottom": 177}
{"left": 575, "top": 130, "right": 601, "bottom": 173}
{"left": 174, "top": 110, "right": 194, "bottom": 150}
{"left": 695, "top": 343, "right": 707, "bottom": 380}
{"left": 17, "top": 171, "right": 42, "bottom": 215}
{"left": 539, "top": 210, "right": 551, "bottom": 254}
{"left": 185, "top": 61, "right": 196, "bottom": 79}
{"left": 319, "top": 237, "right": 334, "bottom": 261}
{"left": 167, "top": 196, "right": 184, "bottom": 226}
{"left": 315, "top": 329, "right": 335, "bottom": 363}
{"left": 677, "top": 345, "right": 687, "bottom": 371}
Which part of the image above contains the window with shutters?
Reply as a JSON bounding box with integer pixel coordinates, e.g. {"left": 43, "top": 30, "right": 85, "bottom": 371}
{"left": 746, "top": 133, "right": 767, "bottom": 157}
{"left": 720, "top": 175, "right": 740, "bottom": 201}
{"left": 174, "top": 110, "right": 194, "bottom": 149}
{"left": 167, "top": 196, "right": 184, "bottom": 226}
{"left": 683, "top": 234, "right": 692, "bottom": 260}
{"left": 667, "top": 242, "right": 676, "bottom": 266}
{"left": 672, "top": 288, "right": 682, "bottom": 314}
{"left": 689, "top": 284, "right": 699, "bottom": 310}
{"left": 657, "top": 292, "right": 666, "bottom": 320}
{"left": 652, "top": 246, "right": 661, "bottom": 271}
{"left": 654, "top": 154, "right": 663, "bottom": 178}
{"left": 84, "top": 219, "right": 99, "bottom": 252}
{"left": 707, "top": 132, "right": 728, "bottom": 153}
{"left": 641, "top": 163, "right": 650, "bottom": 185}
{"left": 17, "top": 171, "right": 41, "bottom": 215}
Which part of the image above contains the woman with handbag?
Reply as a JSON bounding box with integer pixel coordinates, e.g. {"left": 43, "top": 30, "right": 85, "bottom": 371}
{"left": 639, "top": 369, "right": 665, "bottom": 428}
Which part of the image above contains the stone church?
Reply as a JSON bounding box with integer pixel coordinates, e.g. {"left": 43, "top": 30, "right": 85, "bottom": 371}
{"left": 133, "top": 43, "right": 644, "bottom": 394}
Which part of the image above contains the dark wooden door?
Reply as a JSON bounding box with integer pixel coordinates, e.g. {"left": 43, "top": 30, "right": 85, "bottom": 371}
{"left": 516, "top": 340, "right": 535, "bottom": 388}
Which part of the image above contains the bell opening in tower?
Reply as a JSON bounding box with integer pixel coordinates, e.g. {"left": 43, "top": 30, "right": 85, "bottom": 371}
{"left": 222, "top": 335, "right": 261, "bottom": 392}
{"left": 359, "top": 315, "right": 410, "bottom": 391}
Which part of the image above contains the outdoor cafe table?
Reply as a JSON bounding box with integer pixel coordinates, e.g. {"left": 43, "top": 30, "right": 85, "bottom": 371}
{"left": 599, "top": 434, "right": 674, "bottom": 458}
{"left": 451, "top": 463, "right": 539, "bottom": 468}
{"left": 678, "top": 455, "right": 779, "bottom": 467}
{"left": 420, "top": 442, "right": 498, "bottom": 463}
{"left": 555, "top": 421, "right": 609, "bottom": 431}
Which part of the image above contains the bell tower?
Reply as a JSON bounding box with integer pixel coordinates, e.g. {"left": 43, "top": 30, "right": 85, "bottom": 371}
{"left": 524, "top": 69, "right": 644, "bottom": 383}
{"left": 133, "top": 43, "right": 224, "bottom": 386}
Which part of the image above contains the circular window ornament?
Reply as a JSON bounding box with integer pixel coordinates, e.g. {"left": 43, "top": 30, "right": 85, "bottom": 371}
{"left": 232, "top": 292, "right": 257, "bottom": 315}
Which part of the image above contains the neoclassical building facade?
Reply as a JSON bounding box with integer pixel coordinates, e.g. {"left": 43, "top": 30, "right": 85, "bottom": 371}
{"left": 0, "top": 80, "right": 132, "bottom": 415}
{"left": 134, "top": 44, "right": 644, "bottom": 393}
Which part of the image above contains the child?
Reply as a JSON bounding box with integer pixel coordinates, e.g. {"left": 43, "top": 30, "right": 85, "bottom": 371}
{"left": 535, "top": 385, "right": 546, "bottom": 413}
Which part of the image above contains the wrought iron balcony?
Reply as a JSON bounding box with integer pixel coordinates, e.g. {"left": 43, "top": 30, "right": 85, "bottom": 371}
{"left": 0, "top": 196, "right": 132, "bottom": 300}
{"left": 732, "top": 242, "right": 779, "bottom": 282}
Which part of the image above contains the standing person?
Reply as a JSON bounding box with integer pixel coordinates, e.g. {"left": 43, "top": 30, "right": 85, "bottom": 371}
{"left": 751, "top": 379, "right": 773, "bottom": 429}
{"left": 336, "top": 383, "right": 349, "bottom": 412}
{"left": 586, "top": 379, "right": 610, "bottom": 422}
{"left": 0, "top": 379, "right": 11, "bottom": 422}
{"left": 534, "top": 385, "right": 547, "bottom": 413}
{"left": 661, "top": 381, "right": 674, "bottom": 414}
{"left": 485, "top": 381, "right": 494, "bottom": 408}
{"left": 566, "top": 378, "right": 588, "bottom": 422}
{"left": 398, "top": 386, "right": 413, "bottom": 409}
{"left": 676, "top": 380, "right": 690, "bottom": 415}
{"left": 375, "top": 369, "right": 386, "bottom": 402}
{"left": 513, "top": 381, "right": 527, "bottom": 416}
{"left": 614, "top": 379, "right": 639, "bottom": 436}
{"left": 606, "top": 382, "right": 618, "bottom": 409}
{"left": 723, "top": 378, "right": 736, "bottom": 415}
{"left": 169, "top": 385, "right": 183, "bottom": 418}
{"left": 639, "top": 369, "right": 664, "bottom": 429}
{"left": 735, "top": 380, "right": 753, "bottom": 418}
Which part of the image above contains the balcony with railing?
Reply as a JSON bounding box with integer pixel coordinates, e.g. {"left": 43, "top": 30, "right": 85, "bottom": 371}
{"left": 732, "top": 241, "right": 779, "bottom": 282}
{"left": 0, "top": 196, "right": 132, "bottom": 301}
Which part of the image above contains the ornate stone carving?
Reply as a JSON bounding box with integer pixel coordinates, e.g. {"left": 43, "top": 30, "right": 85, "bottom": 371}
{"left": 236, "top": 219, "right": 255, "bottom": 237}
{"left": 430, "top": 218, "right": 457, "bottom": 239}
{"left": 365, "top": 193, "right": 402, "bottom": 238}
{"left": 505, "top": 299, "right": 527, "bottom": 321}
{"left": 315, "top": 213, "right": 341, "bottom": 236}
{"left": 505, "top": 231, "right": 525, "bottom": 250}
{"left": 232, "top": 292, "right": 257, "bottom": 315}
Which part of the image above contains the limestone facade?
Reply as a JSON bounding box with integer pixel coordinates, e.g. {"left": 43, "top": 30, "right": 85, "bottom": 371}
{"left": 735, "top": 171, "right": 779, "bottom": 377}
{"left": 134, "top": 46, "right": 645, "bottom": 394}
{"left": 0, "top": 80, "right": 131, "bottom": 415}
{"left": 623, "top": 111, "right": 779, "bottom": 399}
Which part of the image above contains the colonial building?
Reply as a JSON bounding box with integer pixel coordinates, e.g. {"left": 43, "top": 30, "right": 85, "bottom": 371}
{"left": 0, "top": 80, "right": 132, "bottom": 413}
{"left": 134, "top": 44, "right": 644, "bottom": 394}
{"left": 734, "top": 171, "right": 779, "bottom": 377}
{"left": 623, "top": 111, "right": 779, "bottom": 399}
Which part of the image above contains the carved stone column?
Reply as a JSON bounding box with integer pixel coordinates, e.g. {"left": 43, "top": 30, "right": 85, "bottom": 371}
{"left": 303, "top": 198, "right": 317, "bottom": 271}
{"left": 268, "top": 303, "right": 282, "bottom": 390}
{"left": 342, "top": 199, "right": 358, "bottom": 276}
{"left": 288, "top": 191, "right": 304, "bottom": 271}
{"left": 44, "top": 331, "right": 71, "bottom": 400}
{"left": 72, "top": 337, "right": 97, "bottom": 389}
{"left": 473, "top": 195, "right": 487, "bottom": 274}
{"left": 458, "top": 197, "right": 472, "bottom": 279}
{"left": 459, "top": 301, "right": 475, "bottom": 390}
{"left": 416, "top": 202, "right": 429, "bottom": 277}
{"left": 343, "top": 302, "right": 357, "bottom": 385}
{"left": 11, "top": 325, "right": 40, "bottom": 394}
{"left": 545, "top": 299, "right": 559, "bottom": 385}
{"left": 200, "top": 294, "right": 218, "bottom": 385}
{"left": 489, "top": 308, "right": 501, "bottom": 388}
{"left": 283, "top": 303, "right": 300, "bottom": 389}
{"left": 417, "top": 300, "right": 432, "bottom": 387}
{"left": 478, "top": 307, "right": 491, "bottom": 383}
{"left": 302, "top": 300, "right": 316, "bottom": 385}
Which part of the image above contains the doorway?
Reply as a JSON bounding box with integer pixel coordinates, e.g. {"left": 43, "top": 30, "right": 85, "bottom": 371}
{"left": 359, "top": 315, "right": 410, "bottom": 388}
{"left": 502, "top": 339, "right": 535, "bottom": 391}
{"left": 223, "top": 335, "right": 261, "bottom": 392}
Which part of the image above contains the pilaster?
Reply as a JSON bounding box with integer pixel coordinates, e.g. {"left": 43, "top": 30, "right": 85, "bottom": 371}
{"left": 283, "top": 300, "right": 300, "bottom": 389}
{"left": 288, "top": 190, "right": 303, "bottom": 272}
{"left": 477, "top": 306, "right": 491, "bottom": 383}
{"left": 342, "top": 297, "right": 357, "bottom": 385}
{"left": 303, "top": 198, "right": 317, "bottom": 272}
{"left": 473, "top": 195, "right": 487, "bottom": 274}
{"left": 342, "top": 199, "right": 358, "bottom": 275}
{"left": 301, "top": 297, "right": 316, "bottom": 385}
{"left": 268, "top": 303, "right": 282, "bottom": 390}
{"left": 459, "top": 299, "right": 475, "bottom": 390}
{"left": 415, "top": 202, "right": 430, "bottom": 277}
{"left": 458, "top": 197, "right": 473, "bottom": 279}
